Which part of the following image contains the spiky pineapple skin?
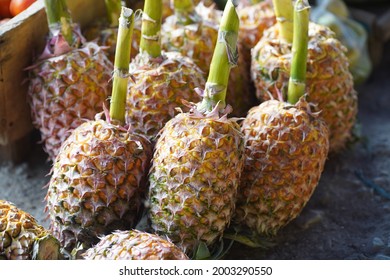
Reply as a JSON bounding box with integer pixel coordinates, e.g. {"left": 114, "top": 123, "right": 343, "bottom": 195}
{"left": 251, "top": 22, "right": 358, "bottom": 152}
{"left": 161, "top": 4, "right": 219, "bottom": 77}
{"left": 46, "top": 119, "right": 152, "bottom": 253}
{"left": 238, "top": 0, "right": 275, "bottom": 63}
{"left": 125, "top": 52, "right": 205, "bottom": 141}
{"left": 162, "top": 0, "right": 212, "bottom": 20}
{"left": 162, "top": 3, "right": 255, "bottom": 117}
{"left": 0, "top": 200, "right": 60, "bottom": 260}
{"left": 83, "top": 229, "right": 189, "bottom": 260}
{"left": 28, "top": 42, "right": 113, "bottom": 161}
{"left": 234, "top": 99, "right": 329, "bottom": 235}
{"left": 148, "top": 111, "right": 245, "bottom": 253}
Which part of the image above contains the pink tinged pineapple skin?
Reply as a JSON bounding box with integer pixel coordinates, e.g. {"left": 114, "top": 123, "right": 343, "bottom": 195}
{"left": 148, "top": 111, "right": 245, "bottom": 254}
{"left": 126, "top": 52, "right": 205, "bottom": 142}
{"left": 83, "top": 229, "right": 189, "bottom": 260}
{"left": 234, "top": 99, "right": 329, "bottom": 235}
{"left": 251, "top": 22, "right": 358, "bottom": 152}
{"left": 28, "top": 42, "right": 113, "bottom": 161}
{"left": 46, "top": 119, "right": 152, "bottom": 253}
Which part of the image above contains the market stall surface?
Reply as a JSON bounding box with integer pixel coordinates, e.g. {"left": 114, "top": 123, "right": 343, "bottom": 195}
{"left": 1, "top": 39, "right": 389, "bottom": 261}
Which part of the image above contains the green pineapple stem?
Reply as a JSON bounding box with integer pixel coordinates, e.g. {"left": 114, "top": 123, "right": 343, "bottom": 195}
{"left": 139, "top": 0, "right": 162, "bottom": 58}
{"left": 105, "top": 0, "right": 123, "bottom": 27}
{"left": 43, "top": 0, "right": 74, "bottom": 45}
{"left": 109, "top": 7, "right": 135, "bottom": 124}
{"left": 173, "top": 0, "right": 196, "bottom": 25}
{"left": 287, "top": 0, "right": 310, "bottom": 105}
{"left": 197, "top": 0, "right": 239, "bottom": 113}
{"left": 272, "top": 0, "right": 294, "bottom": 43}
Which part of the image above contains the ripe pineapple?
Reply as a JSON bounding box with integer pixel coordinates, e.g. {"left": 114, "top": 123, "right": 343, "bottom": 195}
{"left": 83, "top": 0, "right": 142, "bottom": 62}
{"left": 251, "top": 0, "right": 357, "bottom": 152}
{"left": 161, "top": 0, "right": 254, "bottom": 117}
{"left": 46, "top": 8, "right": 152, "bottom": 254}
{"left": 162, "top": 0, "right": 213, "bottom": 20}
{"left": 148, "top": 0, "right": 245, "bottom": 255}
{"left": 126, "top": 0, "right": 205, "bottom": 142}
{"left": 28, "top": 0, "right": 113, "bottom": 161}
{"left": 237, "top": 0, "right": 275, "bottom": 64}
{"left": 162, "top": 0, "right": 219, "bottom": 77}
{"left": 234, "top": 0, "right": 329, "bottom": 236}
{"left": 0, "top": 200, "right": 62, "bottom": 260}
{"left": 83, "top": 230, "right": 189, "bottom": 260}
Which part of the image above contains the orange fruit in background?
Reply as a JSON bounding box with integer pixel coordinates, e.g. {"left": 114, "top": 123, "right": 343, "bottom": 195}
{"left": 9, "top": 0, "right": 36, "bottom": 17}
{"left": 0, "top": 0, "right": 12, "bottom": 18}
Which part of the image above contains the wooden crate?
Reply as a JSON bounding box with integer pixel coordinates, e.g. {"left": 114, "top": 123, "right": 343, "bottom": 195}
{"left": 0, "top": 0, "right": 106, "bottom": 163}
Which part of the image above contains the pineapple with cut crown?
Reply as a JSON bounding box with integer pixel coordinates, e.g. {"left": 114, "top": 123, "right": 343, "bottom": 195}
{"left": 0, "top": 200, "right": 62, "bottom": 260}
{"left": 27, "top": 0, "right": 113, "bottom": 161}
{"left": 251, "top": 0, "right": 357, "bottom": 152}
{"left": 237, "top": 0, "right": 275, "bottom": 64}
{"left": 83, "top": 229, "right": 189, "bottom": 260}
{"left": 234, "top": 0, "right": 329, "bottom": 236}
{"left": 46, "top": 8, "right": 152, "bottom": 255}
{"left": 83, "top": 0, "right": 142, "bottom": 62}
{"left": 148, "top": 0, "right": 245, "bottom": 256}
{"left": 162, "top": 0, "right": 213, "bottom": 20}
{"left": 125, "top": 0, "right": 205, "bottom": 142}
{"left": 161, "top": 0, "right": 254, "bottom": 117}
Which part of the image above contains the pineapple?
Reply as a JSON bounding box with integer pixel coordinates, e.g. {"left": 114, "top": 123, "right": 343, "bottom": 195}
{"left": 46, "top": 8, "right": 152, "bottom": 254}
{"left": 251, "top": 0, "right": 357, "bottom": 152}
{"left": 126, "top": 0, "right": 205, "bottom": 142}
{"left": 83, "top": 230, "right": 189, "bottom": 260}
{"left": 28, "top": 0, "right": 113, "bottom": 161}
{"left": 234, "top": 0, "right": 329, "bottom": 236}
{"left": 148, "top": 0, "right": 245, "bottom": 255}
{"left": 0, "top": 200, "right": 62, "bottom": 260}
{"left": 161, "top": 0, "right": 254, "bottom": 117}
{"left": 237, "top": 0, "right": 275, "bottom": 64}
{"left": 83, "top": 0, "right": 142, "bottom": 62}
{"left": 162, "top": 0, "right": 213, "bottom": 20}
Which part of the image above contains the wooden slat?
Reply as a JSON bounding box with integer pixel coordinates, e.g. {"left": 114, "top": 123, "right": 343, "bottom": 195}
{"left": 0, "top": 0, "right": 106, "bottom": 163}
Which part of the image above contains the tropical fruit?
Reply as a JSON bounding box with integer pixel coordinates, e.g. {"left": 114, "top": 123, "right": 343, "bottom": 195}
{"left": 45, "top": 8, "right": 152, "bottom": 254}
{"left": 234, "top": 0, "right": 330, "bottom": 236}
{"left": 235, "top": 99, "right": 329, "bottom": 235}
{"left": 83, "top": 230, "right": 189, "bottom": 260}
{"left": 83, "top": 0, "right": 142, "bottom": 62}
{"left": 311, "top": 0, "right": 372, "bottom": 84}
{"left": 28, "top": 0, "right": 112, "bottom": 161}
{"left": 237, "top": 0, "right": 275, "bottom": 63}
{"left": 161, "top": 0, "right": 254, "bottom": 117}
{"left": 148, "top": 0, "right": 245, "bottom": 255}
{"left": 251, "top": 3, "right": 357, "bottom": 152}
{"left": 126, "top": 0, "right": 205, "bottom": 142}
{"left": 0, "top": 200, "right": 62, "bottom": 260}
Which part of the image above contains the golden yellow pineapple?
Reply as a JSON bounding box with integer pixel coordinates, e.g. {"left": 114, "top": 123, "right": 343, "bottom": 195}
{"left": 0, "top": 200, "right": 62, "bottom": 260}
{"left": 162, "top": 1, "right": 218, "bottom": 75}
{"left": 237, "top": 0, "right": 275, "bottom": 63}
{"left": 28, "top": 0, "right": 113, "bottom": 161}
{"left": 162, "top": 0, "right": 213, "bottom": 20}
{"left": 251, "top": 2, "right": 357, "bottom": 152}
{"left": 235, "top": 99, "right": 329, "bottom": 235}
{"left": 83, "top": 230, "right": 189, "bottom": 260}
{"left": 235, "top": 0, "right": 329, "bottom": 236}
{"left": 148, "top": 0, "right": 245, "bottom": 255}
{"left": 161, "top": 0, "right": 255, "bottom": 117}
{"left": 83, "top": 0, "right": 142, "bottom": 62}
{"left": 46, "top": 8, "right": 152, "bottom": 254}
{"left": 126, "top": 0, "right": 205, "bottom": 142}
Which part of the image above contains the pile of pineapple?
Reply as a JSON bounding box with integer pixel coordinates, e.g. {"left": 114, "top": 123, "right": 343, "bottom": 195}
{"left": 1, "top": 0, "right": 358, "bottom": 260}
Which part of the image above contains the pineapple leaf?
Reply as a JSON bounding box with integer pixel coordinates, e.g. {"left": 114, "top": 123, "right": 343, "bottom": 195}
{"left": 223, "top": 227, "right": 276, "bottom": 249}
{"left": 193, "top": 242, "right": 211, "bottom": 260}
